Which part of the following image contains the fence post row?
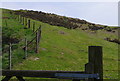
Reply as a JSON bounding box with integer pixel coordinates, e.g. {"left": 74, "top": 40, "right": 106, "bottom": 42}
{"left": 9, "top": 43, "right": 12, "bottom": 70}
{"left": 85, "top": 46, "right": 103, "bottom": 81}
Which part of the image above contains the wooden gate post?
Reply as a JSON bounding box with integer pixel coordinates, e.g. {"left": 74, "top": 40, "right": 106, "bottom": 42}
{"left": 85, "top": 46, "right": 103, "bottom": 81}
{"left": 9, "top": 43, "right": 12, "bottom": 70}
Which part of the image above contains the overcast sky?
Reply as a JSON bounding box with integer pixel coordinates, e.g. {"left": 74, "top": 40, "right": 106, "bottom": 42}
{"left": 1, "top": 2, "right": 118, "bottom": 26}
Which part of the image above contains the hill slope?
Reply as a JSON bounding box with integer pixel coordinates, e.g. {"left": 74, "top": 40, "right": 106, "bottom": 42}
{"left": 14, "top": 9, "right": 118, "bottom": 32}
{"left": 2, "top": 8, "right": 118, "bottom": 80}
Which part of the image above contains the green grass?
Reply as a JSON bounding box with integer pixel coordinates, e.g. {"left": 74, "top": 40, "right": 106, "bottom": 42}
{"left": 2, "top": 9, "right": 118, "bottom": 80}
{"left": 2, "top": 9, "right": 35, "bottom": 69}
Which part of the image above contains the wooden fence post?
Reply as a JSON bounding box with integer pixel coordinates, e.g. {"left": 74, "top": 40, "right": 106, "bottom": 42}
{"left": 25, "top": 18, "right": 27, "bottom": 27}
{"left": 28, "top": 19, "right": 30, "bottom": 28}
{"left": 85, "top": 46, "right": 103, "bottom": 81}
{"left": 35, "top": 31, "right": 39, "bottom": 53}
{"left": 22, "top": 17, "right": 24, "bottom": 25}
{"left": 24, "top": 38, "right": 27, "bottom": 59}
{"left": 38, "top": 26, "right": 41, "bottom": 43}
{"left": 5, "top": 20, "right": 7, "bottom": 27}
{"left": 17, "top": 15, "right": 19, "bottom": 21}
{"left": 9, "top": 43, "right": 12, "bottom": 70}
{"left": 35, "top": 26, "right": 41, "bottom": 53}
{"left": 19, "top": 15, "right": 21, "bottom": 23}
{"left": 21, "top": 17, "right": 23, "bottom": 24}
{"left": 33, "top": 22, "right": 35, "bottom": 32}
{"left": 18, "top": 15, "right": 20, "bottom": 22}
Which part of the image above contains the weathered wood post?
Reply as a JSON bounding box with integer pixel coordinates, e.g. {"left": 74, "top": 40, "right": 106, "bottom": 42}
{"left": 18, "top": 15, "right": 20, "bottom": 22}
{"left": 5, "top": 20, "right": 7, "bottom": 27}
{"left": 19, "top": 15, "right": 22, "bottom": 23}
{"left": 17, "top": 15, "right": 18, "bottom": 21}
{"left": 22, "top": 17, "right": 24, "bottom": 25}
{"left": 35, "top": 31, "right": 39, "bottom": 53}
{"left": 21, "top": 16, "right": 23, "bottom": 24}
{"left": 35, "top": 26, "right": 41, "bottom": 53}
{"left": 28, "top": 19, "right": 30, "bottom": 28}
{"left": 9, "top": 43, "right": 12, "bottom": 70}
{"left": 85, "top": 46, "right": 103, "bottom": 81}
{"left": 17, "top": 15, "right": 19, "bottom": 21}
{"left": 24, "top": 38, "right": 27, "bottom": 59}
{"left": 25, "top": 18, "right": 27, "bottom": 27}
{"left": 33, "top": 22, "right": 35, "bottom": 32}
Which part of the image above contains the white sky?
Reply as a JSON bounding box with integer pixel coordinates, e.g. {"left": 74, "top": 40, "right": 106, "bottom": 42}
{"left": 0, "top": 0, "right": 119, "bottom": 2}
{"left": 1, "top": 0, "right": 119, "bottom": 26}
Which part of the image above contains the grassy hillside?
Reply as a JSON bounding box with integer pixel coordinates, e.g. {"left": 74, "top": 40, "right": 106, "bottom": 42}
{"left": 14, "top": 9, "right": 118, "bottom": 32}
{"left": 2, "top": 8, "right": 118, "bottom": 80}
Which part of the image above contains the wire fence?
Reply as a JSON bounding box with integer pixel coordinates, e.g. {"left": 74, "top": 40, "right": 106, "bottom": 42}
{"left": 2, "top": 12, "right": 41, "bottom": 70}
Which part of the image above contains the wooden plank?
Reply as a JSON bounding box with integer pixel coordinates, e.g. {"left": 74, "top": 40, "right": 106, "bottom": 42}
{"left": 2, "top": 70, "right": 85, "bottom": 78}
{"left": 26, "top": 36, "right": 36, "bottom": 47}
{"left": 55, "top": 73, "right": 99, "bottom": 79}
{"left": 32, "top": 27, "right": 41, "bottom": 35}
